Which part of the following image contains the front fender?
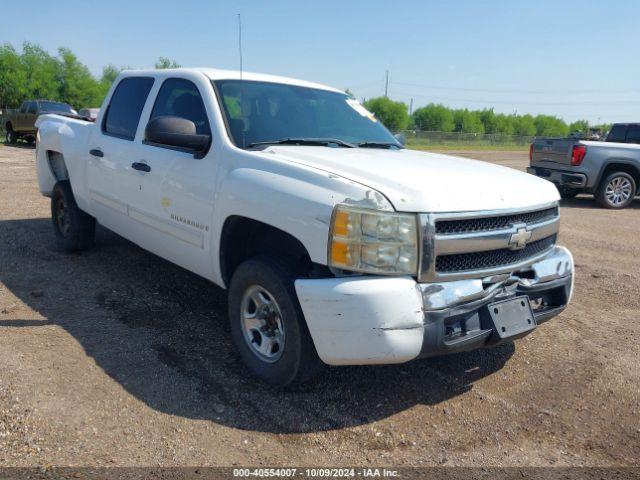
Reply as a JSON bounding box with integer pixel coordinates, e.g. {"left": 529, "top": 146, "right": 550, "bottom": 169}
{"left": 210, "top": 160, "right": 393, "bottom": 285}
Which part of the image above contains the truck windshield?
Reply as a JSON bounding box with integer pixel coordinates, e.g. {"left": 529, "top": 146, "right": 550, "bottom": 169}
{"left": 213, "top": 80, "right": 400, "bottom": 149}
{"left": 39, "top": 102, "right": 75, "bottom": 114}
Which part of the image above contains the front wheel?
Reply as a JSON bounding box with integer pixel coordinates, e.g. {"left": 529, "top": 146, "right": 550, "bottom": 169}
{"left": 51, "top": 181, "right": 96, "bottom": 251}
{"left": 595, "top": 172, "right": 637, "bottom": 209}
{"left": 228, "top": 256, "right": 323, "bottom": 386}
{"left": 6, "top": 128, "right": 17, "bottom": 144}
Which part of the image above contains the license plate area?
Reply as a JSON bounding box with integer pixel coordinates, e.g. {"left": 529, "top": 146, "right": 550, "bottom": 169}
{"left": 488, "top": 296, "right": 536, "bottom": 339}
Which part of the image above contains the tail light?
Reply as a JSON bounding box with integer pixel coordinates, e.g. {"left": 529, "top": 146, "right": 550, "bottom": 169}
{"left": 529, "top": 143, "right": 534, "bottom": 162}
{"left": 571, "top": 145, "right": 587, "bottom": 166}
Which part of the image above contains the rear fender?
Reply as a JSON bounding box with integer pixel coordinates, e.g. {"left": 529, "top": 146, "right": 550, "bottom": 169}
{"left": 594, "top": 158, "right": 640, "bottom": 188}
{"left": 35, "top": 115, "right": 92, "bottom": 211}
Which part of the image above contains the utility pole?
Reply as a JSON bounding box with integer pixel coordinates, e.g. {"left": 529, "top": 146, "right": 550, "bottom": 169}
{"left": 409, "top": 97, "right": 414, "bottom": 116}
{"left": 384, "top": 70, "right": 389, "bottom": 98}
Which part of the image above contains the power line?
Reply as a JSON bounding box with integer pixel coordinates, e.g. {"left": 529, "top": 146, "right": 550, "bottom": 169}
{"left": 392, "top": 80, "right": 640, "bottom": 95}
{"left": 561, "top": 113, "right": 640, "bottom": 119}
{"left": 393, "top": 90, "right": 640, "bottom": 107}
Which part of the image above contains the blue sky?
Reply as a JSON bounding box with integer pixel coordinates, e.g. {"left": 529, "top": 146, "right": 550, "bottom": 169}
{"left": 3, "top": 0, "right": 640, "bottom": 123}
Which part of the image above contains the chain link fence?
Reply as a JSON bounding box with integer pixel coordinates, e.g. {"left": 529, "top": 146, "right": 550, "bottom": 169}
{"left": 400, "top": 130, "right": 534, "bottom": 149}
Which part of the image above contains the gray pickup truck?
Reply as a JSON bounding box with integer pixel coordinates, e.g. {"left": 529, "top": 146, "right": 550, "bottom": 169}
{"left": 3, "top": 100, "right": 76, "bottom": 144}
{"left": 528, "top": 123, "right": 640, "bottom": 209}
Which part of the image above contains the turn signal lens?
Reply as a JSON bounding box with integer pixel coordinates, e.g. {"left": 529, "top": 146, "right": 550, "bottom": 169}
{"left": 332, "top": 210, "right": 351, "bottom": 237}
{"left": 330, "top": 240, "right": 351, "bottom": 265}
{"left": 328, "top": 205, "right": 419, "bottom": 275}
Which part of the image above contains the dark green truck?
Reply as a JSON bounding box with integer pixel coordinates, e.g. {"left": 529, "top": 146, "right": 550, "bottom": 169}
{"left": 3, "top": 100, "right": 76, "bottom": 144}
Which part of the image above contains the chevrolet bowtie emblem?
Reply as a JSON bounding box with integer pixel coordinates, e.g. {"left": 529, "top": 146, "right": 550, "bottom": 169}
{"left": 508, "top": 227, "right": 532, "bottom": 250}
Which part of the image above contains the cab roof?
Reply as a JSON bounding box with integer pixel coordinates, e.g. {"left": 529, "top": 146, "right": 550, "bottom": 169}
{"left": 119, "top": 68, "right": 343, "bottom": 94}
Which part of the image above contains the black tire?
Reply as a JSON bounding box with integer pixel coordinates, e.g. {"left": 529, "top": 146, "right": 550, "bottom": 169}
{"left": 51, "top": 181, "right": 96, "bottom": 251}
{"left": 595, "top": 172, "right": 637, "bottom": 209}
{"left": 5, "top": 127, "right": 17, "bottom": 144}
{"left": 228, "top": 256, "right": 324, "bottom": 386}
{"left": 558, "top": 186, "right": 579, "bottom": 199}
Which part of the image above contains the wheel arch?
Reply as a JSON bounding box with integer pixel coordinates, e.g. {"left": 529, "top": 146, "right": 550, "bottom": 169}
{"left": 596, "top": 160, "right": 640, "bottom": 188}
{"left": 47, "top": 150, "right": 70, "bottom": 182}
{"left": 219, "top": 215, "right": 315, "bottom": 288}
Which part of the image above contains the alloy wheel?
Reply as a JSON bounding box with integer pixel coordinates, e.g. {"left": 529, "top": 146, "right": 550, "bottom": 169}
{"left": 605, "top": 176, "right": 633, "bottom": 206}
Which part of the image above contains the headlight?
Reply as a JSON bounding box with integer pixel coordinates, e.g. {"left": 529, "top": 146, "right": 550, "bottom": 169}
{"left": 328, "top": 205, "right": 419, "bottom": 275}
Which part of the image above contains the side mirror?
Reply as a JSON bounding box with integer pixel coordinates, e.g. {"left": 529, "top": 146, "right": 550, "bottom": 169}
{"left": 145, "top": 116, "right": 210, "bottom": 155}
{"left": 394, "top": 133, "right": 406, "bottom": 146}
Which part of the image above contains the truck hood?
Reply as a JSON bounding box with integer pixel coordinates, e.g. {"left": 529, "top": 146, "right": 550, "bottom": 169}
{"left": 267, "top": 146, "right": 560, "bottom": 212}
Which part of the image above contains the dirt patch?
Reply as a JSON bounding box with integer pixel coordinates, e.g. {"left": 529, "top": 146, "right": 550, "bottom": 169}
{"left": 0, "top": 144, "right": 638, "bottom": 467}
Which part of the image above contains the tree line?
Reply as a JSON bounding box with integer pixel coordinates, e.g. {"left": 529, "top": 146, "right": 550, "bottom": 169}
{"left": 0, "top": 42, "right": 179, "bottom": 110}
{"left": 363, "top": 96, "right": 599, "bottom": 137}
{"left": 1, "top": 42, "right": 599, "bottom": 137}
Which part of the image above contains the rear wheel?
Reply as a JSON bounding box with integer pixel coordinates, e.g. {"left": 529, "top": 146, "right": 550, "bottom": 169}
{"left": 51, "top": 181, "right": 96, "bottom": 251}
{"left": 595, "top": 172, "right": 636, "bottom": 209}
{"left": 228, "top": 256, "right": 323, "bottom": 386}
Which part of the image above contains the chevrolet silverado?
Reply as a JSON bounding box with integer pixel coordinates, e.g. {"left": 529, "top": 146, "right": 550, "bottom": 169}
{"left": 35, "top": 68, "right": 574, "bottom": 385}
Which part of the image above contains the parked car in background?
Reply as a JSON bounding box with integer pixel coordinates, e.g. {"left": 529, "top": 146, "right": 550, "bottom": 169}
{"left": 528, "top": 123, "right": 640, "bottom": 208}
{"left": 4, "top": 100, "right": 76, "bottom": 144}
{"left": 35, "top": 68, "right": 574, "bottom": 386}
{"left": 78, "top": 108, "right": 100, "bottom": 121}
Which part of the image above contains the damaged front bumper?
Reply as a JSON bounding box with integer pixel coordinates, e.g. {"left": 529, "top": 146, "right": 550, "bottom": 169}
{"left": 294, "top": 246, "right": 574, "bottom": 366}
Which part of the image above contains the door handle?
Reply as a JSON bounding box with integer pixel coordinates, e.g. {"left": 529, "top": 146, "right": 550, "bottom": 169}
{"left": 131, "top": 162, "right": 151, "bottom": 173}
{"left": 89, "top": 149, "right": 104, "bottom": 157}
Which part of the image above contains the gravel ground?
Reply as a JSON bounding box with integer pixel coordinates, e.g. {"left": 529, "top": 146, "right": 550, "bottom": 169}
{"left": 0, "top": 144, "right": 638, "bottom": 467}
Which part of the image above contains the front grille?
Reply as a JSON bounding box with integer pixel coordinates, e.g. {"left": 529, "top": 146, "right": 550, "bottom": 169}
{"left": 436, "top": 235, "right": 557, "bottom": 273}
{"left": 435, "top": 206, "right": 558, "bottom": 235}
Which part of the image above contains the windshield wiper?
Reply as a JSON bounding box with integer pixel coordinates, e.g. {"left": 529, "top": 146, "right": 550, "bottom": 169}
{"left": 245, "top": 138, "right": 356, "bottom": 149}
{"left": 357, "top": 141, "right": 402, "bottom": 149}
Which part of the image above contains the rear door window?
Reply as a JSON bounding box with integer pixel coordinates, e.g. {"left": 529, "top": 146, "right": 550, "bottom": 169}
{"left": 625, "top": 125, "right": 640, "bottom": 144}
{"left": 103, "top": 77, "right": 154, "bottom": 140}
{"left": 27, "top": 102, "right": 37, "bottom": 114}
{"left": 607, "top": 124, "right": 628, "bottom": 143}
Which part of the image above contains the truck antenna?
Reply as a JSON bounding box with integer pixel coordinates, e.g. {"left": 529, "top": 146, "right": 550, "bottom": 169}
{"left": 238, "top": 13, "right": 243, "bottom": 80}
{"left": 238, "top": 13, "right": 246, "bottom": 148}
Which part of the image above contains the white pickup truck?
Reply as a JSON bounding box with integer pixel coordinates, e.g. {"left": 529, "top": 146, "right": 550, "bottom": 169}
{"left": 35, "top": 68, "right": 574, "bottom": 386}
